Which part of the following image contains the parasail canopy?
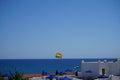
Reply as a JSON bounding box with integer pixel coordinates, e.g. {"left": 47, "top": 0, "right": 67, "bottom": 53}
{"left": 55, "top": 52, "right": 62, "bottom": 58}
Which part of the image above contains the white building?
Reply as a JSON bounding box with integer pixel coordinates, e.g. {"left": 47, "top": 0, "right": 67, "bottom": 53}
{"left": 78, "top": 58, "right": 120, "bottom": 78}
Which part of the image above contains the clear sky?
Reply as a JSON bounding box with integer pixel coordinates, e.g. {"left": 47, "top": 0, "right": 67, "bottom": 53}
{"left": 0, "top": 0, "right": 120, "bottom": 59}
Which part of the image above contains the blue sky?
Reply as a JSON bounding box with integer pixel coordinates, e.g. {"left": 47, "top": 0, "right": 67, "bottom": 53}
{"left": 0, "top": 0, "right": 120, "bottom": 59}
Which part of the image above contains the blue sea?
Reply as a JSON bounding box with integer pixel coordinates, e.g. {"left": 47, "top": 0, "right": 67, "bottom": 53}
{"left": 0, "top": 58, "right": 115, "bottom": 74}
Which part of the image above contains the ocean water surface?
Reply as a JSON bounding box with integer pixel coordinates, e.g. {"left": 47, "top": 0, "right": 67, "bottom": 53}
{"left": 0, "top": 58, "right": 115, "bottom": 74}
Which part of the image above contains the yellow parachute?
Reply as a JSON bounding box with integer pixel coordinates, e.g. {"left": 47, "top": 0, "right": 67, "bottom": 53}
{"left": 55, "top": 52, "right": 62, "bottom": 58}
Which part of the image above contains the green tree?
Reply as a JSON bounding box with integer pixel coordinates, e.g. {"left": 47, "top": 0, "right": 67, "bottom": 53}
{"left": 0, "top": 72, "right": 5, "bottom": 80}
{"left": 9, "top": 68, "right": 28, "bottom": 80}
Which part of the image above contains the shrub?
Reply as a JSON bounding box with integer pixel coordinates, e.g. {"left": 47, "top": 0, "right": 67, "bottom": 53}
{"left": 0, "top": 72, "right": 5, "bottom": 80}
{"left": 9, "top": 68, "right": 28, "bottom": 80}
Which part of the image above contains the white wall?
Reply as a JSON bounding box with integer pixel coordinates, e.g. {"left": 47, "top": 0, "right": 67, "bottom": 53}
{"left": 99, "top": 62, "right": 110, "bottom": 75}
{"left": 81, "top": 62, "right": 99, "bottom": 77}
{"left": 98, "top": 61, "right": 120, "bottom": 76}
{"left": 80, "top": 60, "right": 120, "bottom": 78}
{"left": 109, "top": 61, "right": 120, "bottom": 75}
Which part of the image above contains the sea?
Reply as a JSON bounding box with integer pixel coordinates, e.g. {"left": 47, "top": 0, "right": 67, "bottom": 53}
{"left": 0, "top": 58, "right": 116, "bottom": 74}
